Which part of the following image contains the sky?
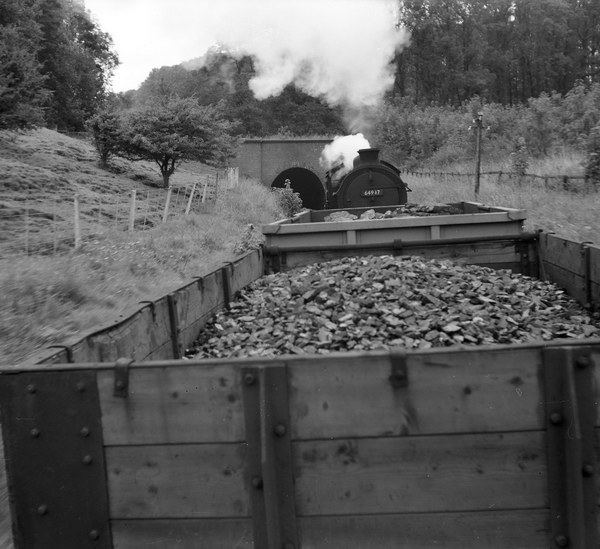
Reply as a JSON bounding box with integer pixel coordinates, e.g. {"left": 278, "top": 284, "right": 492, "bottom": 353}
{"left": 84, "top": 0, "right": 407, "bottom": 107}
{"left": 84, "top": 0, "right": 218, "bottom": 92}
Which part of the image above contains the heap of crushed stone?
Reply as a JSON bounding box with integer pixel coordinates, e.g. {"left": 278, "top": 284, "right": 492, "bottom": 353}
{"left": 189, "top": 255, "right": 599, "bottom": 359}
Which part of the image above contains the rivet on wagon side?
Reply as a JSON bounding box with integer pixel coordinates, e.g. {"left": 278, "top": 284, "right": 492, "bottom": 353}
{"left": 244, "top": 373, "right": 256, "bottom": 386}
{"left": 30, "top": 428, "right": 40, "bottom": 438}
{"left": 575, "top": 356, "right": 590, "bottom": 369}
{"left": 273, "top": 424, "right": 287, "bottom": 437}
{"left": 549, "top": 412, "right": 563, "bottom": 425}
{"left": 582, "top": 463, "right": 594, "bottom": 477}
{"left": 251, "top": 476, "right": 263, "bottom": 489}
{"left": 89, "top": 529, "right": 100, "bottom": 540}
{"left": 80, "top": 427, "right": 90, "bottom": 438}
{"left": 82, "top": 455, "right": 93, "bottom": 465}
{"left": 37, "top": 504, "right": 48, "bottom": 516}
{"left": 26, "top": 384, "right": 36, "bottom": 394}
{"left": 554, "top": 534, "right": 569, "bottom": 547}
{"left": 75, "top": 381, "right": 86, "bottom": 392}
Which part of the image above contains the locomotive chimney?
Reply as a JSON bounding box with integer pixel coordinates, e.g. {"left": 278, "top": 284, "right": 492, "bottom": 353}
{"left": 357, "top": 148, "right": 380, "bottom": 164}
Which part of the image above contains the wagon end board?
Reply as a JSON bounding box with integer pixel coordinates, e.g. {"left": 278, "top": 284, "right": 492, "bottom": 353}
{"left": 1, "top": 341, "right": 599, "bottom": 547}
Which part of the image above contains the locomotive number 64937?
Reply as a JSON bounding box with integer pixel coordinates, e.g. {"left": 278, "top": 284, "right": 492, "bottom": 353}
{"left": 361, "top": 189, "right": 383, "bottom": 197}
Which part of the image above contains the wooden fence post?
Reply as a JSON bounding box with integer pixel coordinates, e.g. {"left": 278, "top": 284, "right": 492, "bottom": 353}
{"left": 74, "top": 194, "right": 81, "bottom": 249}
{"left": 214, "top": 173, "right": 219, "bottom": 203}
{"left": 185, "top": 182, "right": 197, "bottom": 214}
{"left": 143, "top": 191, "right": 150, "bottom": 228}
{"left": 25, "top": 203, "right": 29, "bottom": 256}
{"left": 53, "top": 197, "right": 57, "bottom": 254}
{"left": 162, "top": 186, "right": 172, "bottom": 223}
{"left": 201, "top": 176, "right": 209, "bottom": 204}
{"left": 128, "top": 190, "right": 136, "bottom": 232}
{"left": 473, "top": 112, "right": 483, "bottom": 197}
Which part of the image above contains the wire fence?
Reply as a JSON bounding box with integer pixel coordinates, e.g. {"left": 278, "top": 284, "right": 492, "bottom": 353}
{"left": 0, "top": 167, "right": 239, "bottom": 260}
{"left": 403, "top": 169, "right": 597, "bottom": 192}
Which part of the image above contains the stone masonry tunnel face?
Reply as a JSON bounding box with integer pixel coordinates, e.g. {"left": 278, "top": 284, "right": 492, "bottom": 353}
{"left": 271, "top": 168, "right": 326, "bottom": 210}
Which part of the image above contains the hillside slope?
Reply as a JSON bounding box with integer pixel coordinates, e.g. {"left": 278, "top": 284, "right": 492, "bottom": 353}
{"left": 0, "top": 129, "right": 223, "bottom": 256}
{"left": 0, "top": 128, "right": 282, "bottom": 366}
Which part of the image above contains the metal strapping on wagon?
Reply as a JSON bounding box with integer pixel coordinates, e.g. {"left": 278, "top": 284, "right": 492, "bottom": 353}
{"left": 581, "top": 242, "right": 594, "bottom": 309}
{"left": 543, "top": 346, "right": 599, "bottom": 549}
{"left": 241, "top": 363, "right": 299, "bottom": 549}
{"left": 113, "top": 357, "right": 133, "bottom": 398}
{"left": 167, "top": 292, "right": 182, "bottom": 359}
{"left": 221, "top": 261, "right": 233, "bottom": 309}
{"left": 0, "top": 370, "right": 111, "bottom": 548}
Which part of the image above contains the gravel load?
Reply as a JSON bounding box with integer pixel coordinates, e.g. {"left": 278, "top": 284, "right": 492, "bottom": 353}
{"left": 323, "top": 204, "right": 463, "bottom": 222}
{"left": 189, "top": 255, "right": 600, "bottom": 359}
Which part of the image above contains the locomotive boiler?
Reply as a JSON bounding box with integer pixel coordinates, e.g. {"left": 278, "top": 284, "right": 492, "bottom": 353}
{"left": 324, "top": 148, "right": 410, "bottom": 209}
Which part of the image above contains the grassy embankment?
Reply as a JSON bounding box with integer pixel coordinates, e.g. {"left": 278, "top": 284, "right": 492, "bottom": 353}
{"left": 0, "top": 129, "right": 283, "bottom": 367}
{"left": 408, "top": 152, "right": 598, "bottom": 244}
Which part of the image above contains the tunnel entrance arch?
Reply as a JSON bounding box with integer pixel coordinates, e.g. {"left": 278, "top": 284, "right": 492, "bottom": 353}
{"left": 271, "top": 168, "right": 326, "bottom": 210}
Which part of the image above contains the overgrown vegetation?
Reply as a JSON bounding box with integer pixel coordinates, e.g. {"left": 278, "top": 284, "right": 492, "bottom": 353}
{"left": 368, "top": 84, "right": 600, "bottom": 169}
{"left": 273, "top": 180, "right": 304, "bottom": 217}
{"left": 1, "top": 0, "right": 118, "bottom": 130}
{"left": 90, "top": 98, "right": 238, "bottom": 187}
{"left": 0, "top": 178, "right": 283, "bottom": 366}
{"left": 585, "top": 124, "right": 600, "bottom": 186}
{"left": 407, "top": 171, "right": 598, "bottom": 244}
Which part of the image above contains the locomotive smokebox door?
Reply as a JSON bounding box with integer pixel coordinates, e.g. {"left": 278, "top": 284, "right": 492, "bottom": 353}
{"left": 333, "top": 148, "right": 408, "bottom": 208}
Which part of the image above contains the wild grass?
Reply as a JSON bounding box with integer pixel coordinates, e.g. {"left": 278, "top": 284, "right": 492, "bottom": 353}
{"left": 428, "top": 150, "right": 586, "bottom": 176}
{"left": 0, "top": 176, "right": 282, "bottom": 366}
{"left": 406, "top": 170, "right": 599, "bottom": 243}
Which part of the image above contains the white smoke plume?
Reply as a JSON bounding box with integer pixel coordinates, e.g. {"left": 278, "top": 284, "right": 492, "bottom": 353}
{"left": 320, "top": 133, "right": 371, "bottom": 175}
{"left": 201, "top": 0, "right": 409, "bottom": 110}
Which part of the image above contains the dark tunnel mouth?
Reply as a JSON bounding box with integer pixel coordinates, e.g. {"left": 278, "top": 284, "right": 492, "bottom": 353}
{"left": 271, "top": 168, "right": 325, "bottom": 210}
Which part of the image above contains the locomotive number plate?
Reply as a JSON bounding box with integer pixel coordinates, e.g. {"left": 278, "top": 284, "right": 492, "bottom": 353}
{"left": 361, "top": 189, "right": 383, "bottom": 197}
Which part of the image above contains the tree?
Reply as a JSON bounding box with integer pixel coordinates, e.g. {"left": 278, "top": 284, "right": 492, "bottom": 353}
{"left": 118, "top": 97, "right": 239, "bottom": 187}
{"left": 37, "top": 0, "right": 118, "bottom": 130}
{"left": 86, "top": 108, "right": 123, "bottom": 167}
{"left": 585, "top": 124, "right": 600, "bottom": 186}
{"left": 0, "top": 0, "right": 48, "bottom": 128}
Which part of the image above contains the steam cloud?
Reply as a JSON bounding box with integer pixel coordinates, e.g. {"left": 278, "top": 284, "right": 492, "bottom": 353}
{"left": 320, "top": 133, "right": 371, "bottom": 175}
{"left": 201, "top": 0, "right": 409, "bottom": 110}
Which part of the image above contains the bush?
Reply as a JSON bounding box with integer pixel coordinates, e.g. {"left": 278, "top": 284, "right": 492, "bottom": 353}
{"left": 273, "top": 180, "right": 304, "bottom": 217}
{"left": 510, "top": 137, "right": 529, "bottom": 176}
{"left": 86, "top": 108, "right": 122, "bottom": 167}
{"left": 585, "top": 124, "right": 600, "bottom": 185}
{"left": 367, "top": 83, "right": 600, "bottom": 169}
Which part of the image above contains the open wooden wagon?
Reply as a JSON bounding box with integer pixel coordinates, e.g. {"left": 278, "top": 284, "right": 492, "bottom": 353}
{"left": 1, "top": 214, "right": 599, "bottom": 548}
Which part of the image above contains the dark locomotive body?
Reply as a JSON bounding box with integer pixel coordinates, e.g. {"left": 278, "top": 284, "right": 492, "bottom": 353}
{"left": 324, "top": 148, "right": 409, "bottom": 209}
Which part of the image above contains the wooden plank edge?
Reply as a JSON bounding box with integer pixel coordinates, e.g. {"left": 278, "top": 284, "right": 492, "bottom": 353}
{"left": 264, "top": 212, "right": 524, "bottom": 234}
{"left": 5, "top": 338, "right": 600, "bottom": 373}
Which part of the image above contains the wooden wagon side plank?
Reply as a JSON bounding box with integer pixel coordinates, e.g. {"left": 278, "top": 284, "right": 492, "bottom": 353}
{"left": 111, "top": 518, "right": 253, "bottom": 548}
{"left": 540, "top": 234, "right": 587, "bottom": 277}
{"left": 298, "top": 509, "right": 549, "bottom": 549}
{"left": 98, "top": 364, "right": 245, "bottom": 445}
{"left": 106, "top": 444, "right": 249, "bottom": 519}
{"left": 274, "top": 240, "right": 525, "bottom": 273}
{"left": 289, "top": 348, "right": 543, "bottom": 440}
{"left": 292, "top": 431, "right": 546, "bottom": 516}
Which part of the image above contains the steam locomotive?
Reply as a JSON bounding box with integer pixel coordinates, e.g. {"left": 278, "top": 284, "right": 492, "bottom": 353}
{"left": 324, "top": 148, "right": 410, "bottom": 209}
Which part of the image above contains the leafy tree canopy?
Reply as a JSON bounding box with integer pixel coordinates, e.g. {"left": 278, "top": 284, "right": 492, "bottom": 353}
{"left": 118, "top": 97, "right": 239, "bottom": 187}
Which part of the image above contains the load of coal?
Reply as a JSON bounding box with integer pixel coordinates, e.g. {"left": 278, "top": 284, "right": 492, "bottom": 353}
{"left": 188, "top": 255, "right": 599, "bottom": 359}
{"left": 324, "top": 204, "right": 462, "bottom": 222}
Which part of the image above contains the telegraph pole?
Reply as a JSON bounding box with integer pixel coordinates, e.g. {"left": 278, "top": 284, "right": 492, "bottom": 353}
{"left": 474, "top": 112, "right": 483, "bottom": 197}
